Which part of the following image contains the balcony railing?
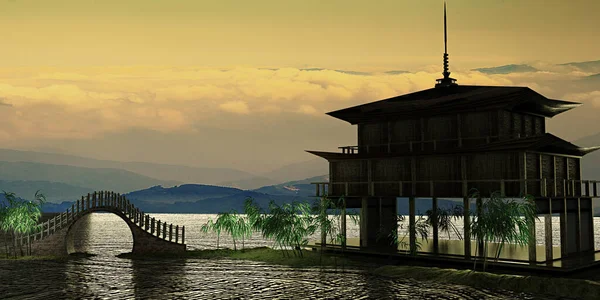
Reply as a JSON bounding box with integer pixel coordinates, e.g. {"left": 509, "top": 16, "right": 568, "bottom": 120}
{"left": 339, "top": 133, "right": 528, "bottom": 154}
{"left": 311, "top": 179, "right": 600, "bottom": 199}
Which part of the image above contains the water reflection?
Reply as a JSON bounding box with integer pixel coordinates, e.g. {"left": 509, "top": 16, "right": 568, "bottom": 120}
{"left": 131, "top": 258, "right": 187, "bottom": 299}
{"left": 0, "top": 213, "right": 583, "bottom": 299}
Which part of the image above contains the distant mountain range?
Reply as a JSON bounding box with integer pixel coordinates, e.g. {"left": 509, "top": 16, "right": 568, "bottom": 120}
{"left": 0, "top": 161, "right": 180, "bottom": 199}
{"left": 0, "top": 148, "right": 327, "bottom": 191}
{"left": 575, "top": 133, "right": 600, "bottom": 180}
{"left": 472, "top": 60, "right": 600, "bottom": 75}
{"left": 472, "top": 64, "right": 538, "bottom": 74}
{"left": 32, "top": 174, "right": 466, "bottom": 215}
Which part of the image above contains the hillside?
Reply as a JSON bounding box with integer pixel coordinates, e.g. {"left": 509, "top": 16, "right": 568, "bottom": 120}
{"left": 0, "top": 180, "right": 93, "bottom": 202}
{"left": 251, "top": 175, "right": 328, "bottom": 198}
{"left": 0, "top": 161, "right": 180, "bottom": 196}
{"left": 124, "top": 184, "right": 244, "bottom": 203}
{"left": 574, "top": 133, "right": 600, "bottom": 180}
{"left": 260, "top": 158, "right": 328, "bottom": 183}
{"left": 0, "top": 148, "right": 263, "bottom": 186}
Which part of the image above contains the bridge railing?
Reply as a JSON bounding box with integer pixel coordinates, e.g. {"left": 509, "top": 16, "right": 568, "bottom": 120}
{"left": 21, "top": 190, "right": 185, "bottom": 246}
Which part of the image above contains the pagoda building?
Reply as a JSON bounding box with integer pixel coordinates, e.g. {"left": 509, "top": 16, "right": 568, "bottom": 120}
{"left": 307, "top": 2, "right": 600, "bottom": 266}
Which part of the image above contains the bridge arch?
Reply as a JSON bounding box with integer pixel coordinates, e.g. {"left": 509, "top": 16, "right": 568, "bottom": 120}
{"left": 25, "top": 191, "right": 186, "bottom": 257}
{"left": 65, "top": 207, "right": 137, "bottom": 255}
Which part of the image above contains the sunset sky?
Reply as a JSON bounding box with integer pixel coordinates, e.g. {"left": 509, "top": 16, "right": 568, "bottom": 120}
{"left": 0, "top": 0, "right": 599, "bottom": 174}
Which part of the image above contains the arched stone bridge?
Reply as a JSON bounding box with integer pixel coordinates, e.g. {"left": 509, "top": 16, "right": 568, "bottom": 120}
{"left": 24, "top": 191, "right": 186, "bottom": 256}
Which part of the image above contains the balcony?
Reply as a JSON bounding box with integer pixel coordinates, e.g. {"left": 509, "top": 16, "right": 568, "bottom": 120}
{"left": 339, "top": 134, "right": 526, "bottom": 154}
{"left": 311, "top": 179, "right": 600, "bottom": 199}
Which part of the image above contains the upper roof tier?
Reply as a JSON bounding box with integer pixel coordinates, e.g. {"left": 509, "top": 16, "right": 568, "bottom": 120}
{"left": 327, "top": 85, "right": 581, "bottom": 124}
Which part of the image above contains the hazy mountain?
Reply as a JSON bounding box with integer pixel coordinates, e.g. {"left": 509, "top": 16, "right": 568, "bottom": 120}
{"left": 575, "top": 132, "right": 600, "bottom": 180}
{"left": 0, "top": 161, "right": 180, "bottom": 197}
{"left": 558, "top": 60, "right": 600, "bottom": 73}
{"left": 124, "top": 184, "right": 243, "bottom": 204}
{"left": 384, "top": 70, "right": 410, "bottom": 75}
{"left": 0, "top": 148, "right": 261, "bottom": 186}
{"left": 252, "top": 175, "right": 328, "bottom": 198}
{"left": 472, "top": 64, "right": 538, "bottom": 74}
{"left": 216, "top": 176, "right": 280, "bottom": 190}
{"left": 0, "top": 180, "right": 93, "bottom": 202}
{"left": 261, "top": 158, "right": 328, "bottom": 183}
{"left": 584, "top": 73, "right": 600, "bottom": 80}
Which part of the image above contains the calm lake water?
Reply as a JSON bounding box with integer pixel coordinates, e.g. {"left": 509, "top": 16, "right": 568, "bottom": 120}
{"left": 0, "top": 213, "right": 587, "bottom": 299}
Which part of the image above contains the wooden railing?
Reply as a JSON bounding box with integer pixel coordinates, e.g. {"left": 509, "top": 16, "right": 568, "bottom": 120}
{"left": 338, "top": 133, "right": 527, "bottom": 154}
{"left": 312, "top": 179, "right": 600, "bottom": 199}
{"left": 20, "top": 190, "right": 185, "bottom": 245}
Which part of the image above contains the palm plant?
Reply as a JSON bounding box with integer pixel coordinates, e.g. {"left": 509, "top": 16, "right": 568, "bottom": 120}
{"left": 259, "top": 200, "right": 316, "bottom": 258}
{"left": 425, "top": 205, "right": 464, "bottom": 240}
{"left": 469, "top": 190, "right": 538, "bottom": 271}
{"left": 0, "top": 190, "right": 45, "bottom": 257}
{"left": 380, "top": 213, "right": 430, "bottom": 255}
{"left": 200, "top": 219, "right": 221, "bottom": 249}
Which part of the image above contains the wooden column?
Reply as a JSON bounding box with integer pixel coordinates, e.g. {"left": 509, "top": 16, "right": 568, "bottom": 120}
{"left": 431, "top": 181, "right": 439, "bottom": 255}
{"left": 528, "top": 213, "right": 537, "bottom": 263}
{"left": 321, "top": 196, "right": 327, "bottom": 247}
{"left": 367, "top": 159, "right": 373, "bottom": 196}
{"left": 577, "top": 198, "right": 582, "bottom": 253}
{"left": 387, "top": 120, "right": 392, "bottom": 153}
{"left": 521, "top": 152, "right": 528, "bottom": 196}
{"left": 360, "top": 197, "right": 368, "bottom": 247}
{"left": 409, "top": 196, "right": 416, "bottom": 254}
{"left": 151, "top": 218, "right": 155, "bottom": 235}
{"left": 420, "top": 117, "right": 425, "bottom": 151}
{"left": 411, "top": 157, "right": 416, "bottom": 196}
{"left": 341, "top": 197, "right": 347, "bottom": 250}
{"left": 457, "top": 114, "right": 462, "bottom": 147}
{"left": 539, "top": 153, "right": 544, "bottom": 196}
{"left": 175, "top": 225, "right": 179, "bottom": 243}
{"left": 476, "top": 195, "right": 484, "bottom": 257}
{"left": 545, "top": 198, "right": 553, "bottom": 264}
{"left": 560, "top": 197, "right": 568, "bottom": 257}
{"left": 461, "top": 155, "right": 471, "bottom": 258}
{"left": 432, "top": 196, "right": 439, "bottom": 255}
{"left": 553, "top": 157, "right": 557, "bottom": 197}
{"left": 182, "top": 226, "right": 185, "bottom": 244}
{"left": 169, "top": 224, "right": 173, "bottom": 241}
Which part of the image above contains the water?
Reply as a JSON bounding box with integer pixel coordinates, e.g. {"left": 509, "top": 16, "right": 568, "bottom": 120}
{"left": 0, "top": 214, "right": 582, "bottom": 299}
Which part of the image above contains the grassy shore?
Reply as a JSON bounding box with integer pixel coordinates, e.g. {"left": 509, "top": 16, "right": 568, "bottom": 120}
{"left": 372, "top": 265, "right": 600, "bottom": 300}
{"left": 117, "top": 247, "right": 377, "bottom": 269}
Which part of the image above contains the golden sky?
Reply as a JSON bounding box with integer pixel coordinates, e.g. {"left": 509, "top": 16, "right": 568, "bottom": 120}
{"left": 0, "top": 0, "right": 599, "bottom": 173}
{"left": 1, "top": 0, "right": 598, "bottom": 69}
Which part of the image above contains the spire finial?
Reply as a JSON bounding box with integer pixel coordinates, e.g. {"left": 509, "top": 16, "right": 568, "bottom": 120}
{"left": 436, "top": 0, "right": 458, "bottom": 88}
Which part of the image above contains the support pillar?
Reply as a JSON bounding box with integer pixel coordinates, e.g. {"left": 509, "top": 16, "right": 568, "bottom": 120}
{"left": 432, "top": 197, "right": 439, "bottom": 254}
{"left": 341, "top": 197, "right": 347, "bottom": 250}
{"left": 463, "top": 196, "right": 471, "bottom": 259}
{"left": 545, "top": 198, "right": 553, "bottom": 264}
{"left": 409, "top": 196, "right": 416, "bottom": 254}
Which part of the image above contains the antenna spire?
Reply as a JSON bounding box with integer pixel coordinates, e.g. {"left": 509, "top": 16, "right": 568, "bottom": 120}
{"left": 436, "top": 0, "right": 458, "bottom": 88}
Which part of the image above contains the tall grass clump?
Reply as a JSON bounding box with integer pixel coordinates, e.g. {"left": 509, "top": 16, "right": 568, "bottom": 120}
{"left": 469, "top": 190, "right": 538, "bottom": 271}
{"left": 0, "top": 190, "right": 46, "bottom": 258}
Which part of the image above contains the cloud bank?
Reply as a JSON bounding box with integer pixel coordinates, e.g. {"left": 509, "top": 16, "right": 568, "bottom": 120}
{"left": 0, "top": 62, "right": 598, "bottom": 172}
